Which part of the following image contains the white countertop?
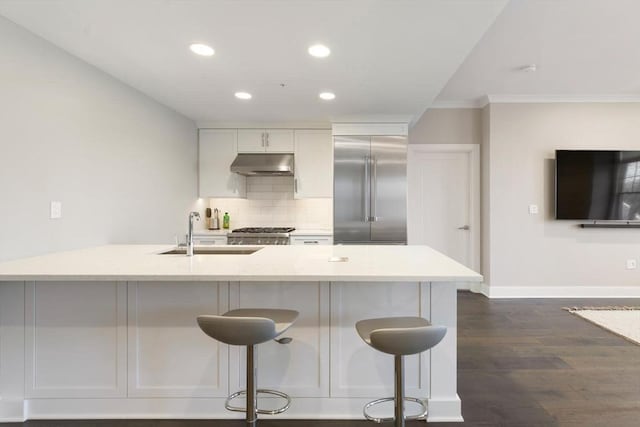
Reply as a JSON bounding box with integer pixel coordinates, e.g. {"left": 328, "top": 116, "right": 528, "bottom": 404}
{"left": 0, "top": 244, "right": 482, "bottom": 282}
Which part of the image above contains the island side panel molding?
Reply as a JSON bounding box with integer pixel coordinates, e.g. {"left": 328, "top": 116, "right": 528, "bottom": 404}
{"left": 329, "top": 281, "right": 426, "bottom": 398}
{"left": 228, "top": 281, "right": 330, "bottom": 397}
{"left": 428, "top": 282, "right": 462, "bottom": 422}
{"left": 127, "top": 281, "right": 229, "bottom": 398}
{"left": 0, "top": 282, "right": 26, "bottom": 422}
{"left": 24, "top": 281, "right": 127, "bottom": 399}
{"left": 419, "top": 281, "right": 432, "bottom": 397}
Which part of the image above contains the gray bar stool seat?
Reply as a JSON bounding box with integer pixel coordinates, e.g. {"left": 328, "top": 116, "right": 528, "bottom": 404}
{"left": 356, "top": 316, "right": 447, "bottom": 427}
{"left": 198, "top": 308, "right": 299, "bottom": 426}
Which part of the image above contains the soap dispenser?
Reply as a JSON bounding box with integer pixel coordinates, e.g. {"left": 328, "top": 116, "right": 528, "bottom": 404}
{"left": 210, "top": 208, "right": 220, "bottom": 230}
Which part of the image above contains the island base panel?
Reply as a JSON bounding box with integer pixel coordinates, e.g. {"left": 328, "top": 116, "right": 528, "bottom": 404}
{"left": 0, "top": 280, "right": 461, "bottom": 422}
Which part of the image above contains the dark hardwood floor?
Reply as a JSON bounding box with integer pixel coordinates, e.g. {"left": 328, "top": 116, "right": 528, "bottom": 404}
{"left": 9, "top": 292, "right": 640, "bottom": 427}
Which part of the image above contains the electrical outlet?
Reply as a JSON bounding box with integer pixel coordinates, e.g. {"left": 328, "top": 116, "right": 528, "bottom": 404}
{"left": 50, "top": 201, "right": 62, "bottom": 219}
{"left": 626, "top": 259, "right": 637, "bottom": 270}
{"left": 528, "top": 204, "right": 539, "bottom": 214}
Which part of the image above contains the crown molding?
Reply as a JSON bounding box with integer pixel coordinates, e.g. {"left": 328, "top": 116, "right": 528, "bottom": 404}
{"left": 197, "top": 121, "right": 331, "bottom": 129}
{"left": 432, "top": 94, "right": 640, "bottom": 109}
{"left": 329, "top": 114, "right": 413, "bottom": 124}
{"left": 429, "top": 96, "right": 489, "bottom": 109}
{"left": 486, "top": 94, "right": 640, "bottom": 104}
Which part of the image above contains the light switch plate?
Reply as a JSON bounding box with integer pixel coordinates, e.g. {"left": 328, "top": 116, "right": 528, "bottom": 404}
{"left": 626, "top": 259, "right": 637, "bottom": 270}
{"left": 528, "top": 204, "right": 539, "bottom": 214}
{"left": 50, "top": 201, "right": 62, "bottom": 219}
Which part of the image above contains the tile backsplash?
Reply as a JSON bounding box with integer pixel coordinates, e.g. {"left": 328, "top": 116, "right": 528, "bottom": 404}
{"left": 207, "top": 176, "right": 332, "bottom": 230}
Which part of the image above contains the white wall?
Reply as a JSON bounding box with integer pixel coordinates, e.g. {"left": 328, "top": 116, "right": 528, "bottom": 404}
{"left": 0, "top": 16, "right": 197, "bottom": 262}
{"left": 208, "top": 177, "right": 332, "bottom": 230}
{"left": 486, "top": 103, "right": 640, "bottom": 295}
{"left": 409, "top": 108, "right": 482, "bottom": 145}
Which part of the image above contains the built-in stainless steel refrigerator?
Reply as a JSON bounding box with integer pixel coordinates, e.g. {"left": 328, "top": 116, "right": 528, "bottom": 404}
{"left": 333, "top": 136, "right": 407, "bottom": 244}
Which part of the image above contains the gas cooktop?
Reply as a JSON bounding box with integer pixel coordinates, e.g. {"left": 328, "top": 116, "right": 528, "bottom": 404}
{"left": 227, "top": 227, "right": 295, "bottom": 245}
{"left": 230, "top": 227, "right": 295, "bottom": 234}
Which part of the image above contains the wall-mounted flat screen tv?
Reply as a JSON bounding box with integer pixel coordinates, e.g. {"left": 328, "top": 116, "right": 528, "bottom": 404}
{"left": 556, "top": 150, "right": 640, "bottom": 220}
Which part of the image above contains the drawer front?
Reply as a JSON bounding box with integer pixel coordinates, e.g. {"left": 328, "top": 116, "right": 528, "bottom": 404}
{"left": 290, "top": 236, "right": 332, "bottom": 245}
{"left": 194, "top": 236, "right": 227, "bottom": 246}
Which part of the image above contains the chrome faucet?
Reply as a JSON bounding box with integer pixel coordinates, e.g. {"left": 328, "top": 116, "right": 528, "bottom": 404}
{"left": 187, "top": 211, "right": 201, "bottom": 256}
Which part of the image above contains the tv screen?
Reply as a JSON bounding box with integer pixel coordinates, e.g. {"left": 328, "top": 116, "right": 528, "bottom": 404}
{"left": 556, "top": 150, "right": 640, "bottom": 220}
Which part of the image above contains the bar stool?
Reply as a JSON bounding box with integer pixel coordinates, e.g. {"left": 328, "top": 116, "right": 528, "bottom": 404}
{"left": 197, "top": 308, "right": 299, "bottom": 427}
{"left": 356, "top": 316, "right": 447, "bottom": 427}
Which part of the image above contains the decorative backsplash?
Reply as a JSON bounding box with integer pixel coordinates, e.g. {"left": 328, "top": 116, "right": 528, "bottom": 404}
{"left": 207, "top": 176, "right": 332, "bottom": 230}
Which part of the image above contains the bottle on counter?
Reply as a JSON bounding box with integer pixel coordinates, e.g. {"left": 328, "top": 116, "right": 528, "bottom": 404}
{"left": 223, "top": 212, "right": 230, "bottom": 229}
{"left": 211, "top": 208, "right": 220, "bottom": 230}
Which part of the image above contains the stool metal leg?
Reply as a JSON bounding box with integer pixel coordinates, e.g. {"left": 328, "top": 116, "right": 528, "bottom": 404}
{"left": 246, "top": 345, "right": 257, "bottom": 427}
{"left": 394, "top": 355, "right": 404, "bottom": 427}
{"left": 363, "top": 354, "right": 427, "bottom": 425}
{"left": 225, "top": 344, "right": 292, "bottom": 423}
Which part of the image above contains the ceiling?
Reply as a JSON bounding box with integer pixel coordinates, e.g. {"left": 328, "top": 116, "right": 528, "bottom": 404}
{"left": 0, "top": 0, "right": 508, "bottom": 124}
{"left": 436, "top": 0, "right": 640, "bottom": 106}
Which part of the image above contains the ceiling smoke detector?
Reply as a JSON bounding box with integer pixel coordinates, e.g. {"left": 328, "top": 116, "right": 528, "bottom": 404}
{"left": 520, "top": 64, "right": 537, "bottom": 73}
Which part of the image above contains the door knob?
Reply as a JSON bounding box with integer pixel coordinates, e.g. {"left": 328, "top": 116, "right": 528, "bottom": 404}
{"left": 457, "top": 225, "right": 470, "bottom": 230}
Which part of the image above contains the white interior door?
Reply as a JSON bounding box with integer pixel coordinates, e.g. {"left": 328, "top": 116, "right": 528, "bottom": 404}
{"left": 408, "top": 145, "right": 479, "bottom": 277}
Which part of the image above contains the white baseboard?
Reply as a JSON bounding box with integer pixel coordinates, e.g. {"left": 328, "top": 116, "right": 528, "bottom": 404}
{"left": 471, "top": 284, "right": 640, "bottom": 299}
{"left": 14, "top": 396, "right": 462, "bottom": 423}
{"left": 0, "top": 400, "right": 26, "bottom": 422}
{"left": 426, "top": 396, "right": 463, "bottom": 422}
{"left": 468, "top": 282, "right": 488, "bottom": 295}
{"left": 457, "top": 282, "right": 472, "bottom": 291}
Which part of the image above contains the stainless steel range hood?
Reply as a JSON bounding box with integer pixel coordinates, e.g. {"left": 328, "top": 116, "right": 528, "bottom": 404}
{"left": 230, "top": 153, "right": 294, "bottom": 176}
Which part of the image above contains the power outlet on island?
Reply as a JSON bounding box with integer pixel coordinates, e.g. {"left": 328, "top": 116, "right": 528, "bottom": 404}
{"left": 626, "top": 259, "right": 637, "bottom": 270}
{"left": 50, "top": 201, "right": 62, "bottom": 219}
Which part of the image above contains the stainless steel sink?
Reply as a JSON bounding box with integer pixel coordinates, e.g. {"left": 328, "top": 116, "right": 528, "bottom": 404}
{"left": 159, "top": 246, "right": 263, "bottom": 255}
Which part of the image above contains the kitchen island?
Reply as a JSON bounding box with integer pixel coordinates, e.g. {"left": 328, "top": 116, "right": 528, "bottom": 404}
{"left": 0, "top": 245, "right": 481, "bottom": 423}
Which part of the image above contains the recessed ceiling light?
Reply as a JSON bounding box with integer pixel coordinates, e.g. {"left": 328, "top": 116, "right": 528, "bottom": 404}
{"left": 308, "top": 44, "right": 331, "bottom": 58}
{"left": 319, "top": 92, "right": 335, "bottom": 101}
{"left": 520, "top": 64, "right": 537, "bottom": 72}
{"left": 235, "top": 91, "right": 252, "bottom": 100}
{"left": 189, "top": 43, "right": 214, "bottom": 56}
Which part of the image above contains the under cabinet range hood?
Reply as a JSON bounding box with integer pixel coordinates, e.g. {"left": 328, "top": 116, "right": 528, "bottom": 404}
{"left": 230, "top": 153, "right": 294, "bottom": 176}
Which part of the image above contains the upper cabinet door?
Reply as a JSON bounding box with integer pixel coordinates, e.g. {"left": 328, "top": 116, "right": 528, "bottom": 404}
{"left": 237, "top": 129, "right": 294, "bottom": 153}
{"left": 264, "top": 129, "right": 294, "bottom": 152}
{"left": 294, "top": 130, "right": 333, "bottom": 199}
{"left": 237, "top": 129, "right": 267, "bottom": 153}
{"left": 199, "top": 129, "right": 246, "bottom": 198}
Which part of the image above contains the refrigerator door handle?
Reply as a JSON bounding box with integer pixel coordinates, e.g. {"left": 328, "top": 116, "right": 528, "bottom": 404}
{"left": 364, "top": 155, "right": 370, "bottom": 222}
{"left": 371, "top": 156, "right": 380, "bottom": 221}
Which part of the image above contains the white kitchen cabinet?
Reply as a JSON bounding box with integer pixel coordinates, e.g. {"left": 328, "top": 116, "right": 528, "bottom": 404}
{"left": 127, "top": 282, "right": 229, "bottom": 397}
{"left": 237, "top": 129, "right": 294, "bottom": 153}
{"left": 199, "top": 129, "right": 246, "bottom": 198}
{"left": 229, "top": 281, "right": 330, "bottom": 397}
{"left": 236, "top": 129, "right": 265, "bottom": 153}
{"left": 193, "top": 234, "right": 227, "bottom": 245}
{"left": 294, "top": 130, "right": 333, "bottom": 199}
{"left": 330, "top": 282, "right": 429, "bottom": 398}
{"left": 290, "top": 235, "right": 333, "bottom": 245}
{"left": 25, "top": 281, "right": 127, "bottom": 398}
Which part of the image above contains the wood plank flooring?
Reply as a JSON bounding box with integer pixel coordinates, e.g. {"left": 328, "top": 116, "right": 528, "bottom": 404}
{"left": 8, "top": 292, "right": 640, "bottom": 426}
